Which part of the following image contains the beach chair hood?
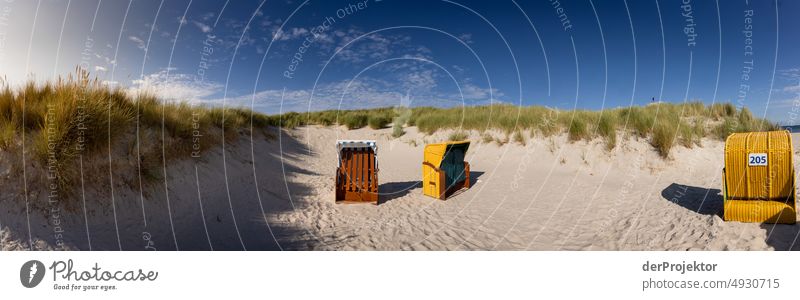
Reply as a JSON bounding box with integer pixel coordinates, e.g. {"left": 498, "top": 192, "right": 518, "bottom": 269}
{"left": 336, "top": 140, "right": 378, "bottom": 168}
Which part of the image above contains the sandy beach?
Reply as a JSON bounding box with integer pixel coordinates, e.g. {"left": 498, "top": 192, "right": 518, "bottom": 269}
{"left": 1, "top": 126, "right": 798, "bottom": 251}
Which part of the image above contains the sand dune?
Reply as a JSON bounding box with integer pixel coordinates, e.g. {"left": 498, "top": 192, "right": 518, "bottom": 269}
{"left": 1, "top": 126, "right": 799, "bottom": 250}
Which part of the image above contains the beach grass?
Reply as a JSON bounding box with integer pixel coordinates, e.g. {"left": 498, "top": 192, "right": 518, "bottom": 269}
{"left": 1, "top": 71, "right": 778, "bottom": 191}
{"left": 448, "top": 131, "right": 469, "bottom": 141}
{"left": 597, "top": 113, "right": 617, "bottom": 150}
{"left": 272, "top": 102, "right": 776, "bottom": 158}
{"left": 512, "top": 130, "right": 527, "bottom": 146}
{"left": 0, "top": 70, "right": 270, "bottom": 191}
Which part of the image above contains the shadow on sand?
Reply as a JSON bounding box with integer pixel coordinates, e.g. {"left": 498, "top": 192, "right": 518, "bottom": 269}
{"left": 378, "top": 171, "right": 485, "bottom": 204}
{"left": 225, "top": 127, "right": 321, "bottom": 250}
{"left": 0, "top": 127, "right": 323, "bottom": 251}
{"left": 662, "top": 183, "right": 800, "bottom": 251}
{"left": 761, "top": 223, "right": 800, "bottom": 250}
{"left": 379, "top": 181, "right": 421, "bottom": 204}
{"left": 661, "top": 183, "right": 723, "bottom": 217}
{"left": 124, "top": 126, "right": 321, "bottom": 251}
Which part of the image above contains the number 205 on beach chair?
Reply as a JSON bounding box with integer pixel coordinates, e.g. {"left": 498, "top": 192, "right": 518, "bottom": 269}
{"left": 722, "top": 131, "right": 797, "bottom": 224}
{"left": 422, "top": 141, "right": 471, "bottom": 200}
{"left": 335, "top": 140, "right": 379, "bottom": 204}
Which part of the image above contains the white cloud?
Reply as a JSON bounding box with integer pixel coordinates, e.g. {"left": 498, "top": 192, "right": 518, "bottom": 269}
{"left": 402, "top": 70, "right": 437, "bottom": 91}
{"left": 207, "top": 79, "right": 408, "bottom": 113}
{"left": 201, "top": 75, "right": 503, "bottom": 114}
{"left": 461, "top": 83, "right": 503, "bottom": 100}
{"left": 784, "top": 84, "right": 800, "bottom": 93}
{"left": 93, "top": 53, "right": 116, "bottom": 66}
{"left": 334, "top": 32, "right": 395, "bottom": 64}
{"left": 768, "top": 99, "right": 799, "bottom": 109}
{"left": 779, "top": 68, "right": 800, "bottom": 81}
{"left": 94, "top": 66, "right": 107, "bottom": 72}
{"left": 272, "top": 27, "right": 309, "bottom": 41}
{"left": 768, "top": 80, "right": 800, "bottom": 112}
{"left": 200, "top": 12, "right": 215, "bottom": 22}
{"left": 128, "top": 36, "right": 146, "bottom": 50}
{"left": 259, "top": 26, "right": 427, "bottom": 65}
{"left": 193, "top": 21, "right": 212, "bottom": 33}
{"left": 128, "top": 70, "right": 223, "bottom": 103}
{"left": 458, "top": 33, "right": 474, "bottom": 44}
{"left": 326, "top": 30, "right": 432, "bottom": 65}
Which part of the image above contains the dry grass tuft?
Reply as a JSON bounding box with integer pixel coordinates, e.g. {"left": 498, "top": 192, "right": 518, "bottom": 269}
{"left": 512, "top": 130, "right": 526, "bottom": 146}
{"left": 448, "top": 131, "right": 469, "bottom": 141}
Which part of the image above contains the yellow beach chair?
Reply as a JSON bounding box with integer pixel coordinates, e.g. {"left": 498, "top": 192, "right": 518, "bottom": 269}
{"left": 722, "top": 131, "right": 796, "bottom": 224}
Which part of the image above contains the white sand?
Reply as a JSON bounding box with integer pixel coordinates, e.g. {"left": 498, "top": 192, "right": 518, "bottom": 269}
{"left": 1, "top": 127, "right": 799, "bottom": 250}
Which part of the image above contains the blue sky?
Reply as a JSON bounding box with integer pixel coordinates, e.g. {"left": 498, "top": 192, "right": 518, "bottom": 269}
{"left": 0, "top": 0, "right": 798, "bottom": 123}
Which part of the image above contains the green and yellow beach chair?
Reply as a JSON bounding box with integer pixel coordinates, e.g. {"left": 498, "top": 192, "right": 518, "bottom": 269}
{"left": 422, "top": 141, "right": 471, "bottom": 200}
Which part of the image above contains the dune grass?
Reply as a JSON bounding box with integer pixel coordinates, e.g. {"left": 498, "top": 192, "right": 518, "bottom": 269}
{"left": 271, "top": 101, "right": 776, "bottom": 158}
{"left": 481, "top": 132, "right": 494, "bottom": 144}
{"left": 567, "top": 117, "right": 589, "bottom": 142}
{"left": 448, "top": 131, "right": 469, "bottom": 141}
{"left": 512, "top": 130, "right": 527, "bottom": 146}
{"left": 391, "top": 106, "right": 412, "bottom": 138}
{"left": 0, "top": 70, "right": 271, "bottom": 191}
{"left": 597, "top": 113, "right": 617, "bottom": 150}
{"left": 4, "top": 70, "right": 776, "bottom": 195}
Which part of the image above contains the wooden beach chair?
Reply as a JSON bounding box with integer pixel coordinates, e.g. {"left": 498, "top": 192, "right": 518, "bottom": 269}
{"left": 335, "top": 140, "right": 379, "bottom": 204}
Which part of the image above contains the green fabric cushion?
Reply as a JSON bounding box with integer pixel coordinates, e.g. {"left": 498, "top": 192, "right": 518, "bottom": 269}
{"left": 441, "top": 144, "right": 467, "bottom": 188}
